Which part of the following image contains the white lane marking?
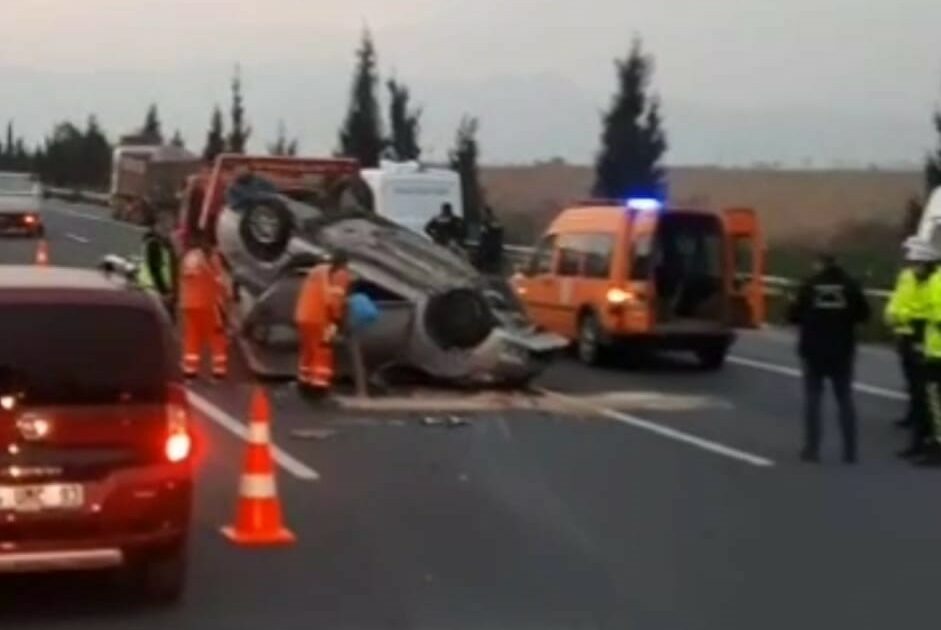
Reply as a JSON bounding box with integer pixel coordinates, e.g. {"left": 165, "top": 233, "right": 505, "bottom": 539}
{"left": 537, "top": 388, "right": 775, "bottom": 468}
{"left": 65, "top": 233, "right": 90, "bottom": 244}
{"left": 495, "top": 417, "right": 513, "bottom": 441}
{"left": 186, "top": 390, "right": 321, "bottom": 481}
{"left": 45, "top": 204, "right": 145, "bottom": 233}
{"left": 727, "top": 355, "right": 907, "bottom": 402}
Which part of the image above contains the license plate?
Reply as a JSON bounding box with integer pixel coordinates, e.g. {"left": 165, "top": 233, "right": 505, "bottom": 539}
{"left": 0, "top": 485, "right": 84, "bottom": 512}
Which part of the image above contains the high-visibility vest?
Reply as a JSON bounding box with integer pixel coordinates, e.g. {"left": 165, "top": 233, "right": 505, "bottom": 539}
{"left": 923, "top": 269, "right": 941, "bottom": 360}
{"left": 179, "top": 249, "right": 218, "bottom": 310}
{"left": 885, "top": 268, "right": 931, "bottom": 336}
{"left": 295, "top": 265, "right": 351, "bottom": 328}
{"left": 136, "top": 235, "right": 175, "bottom": 296}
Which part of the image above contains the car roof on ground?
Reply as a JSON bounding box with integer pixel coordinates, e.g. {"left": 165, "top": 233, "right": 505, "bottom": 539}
{"left": 0, "top": 266, "right": 153, "bottom": 307}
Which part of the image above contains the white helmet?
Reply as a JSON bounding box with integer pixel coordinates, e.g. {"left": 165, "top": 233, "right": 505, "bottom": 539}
{"left": 903, "top": 236, "right": 941, "bottom": 262}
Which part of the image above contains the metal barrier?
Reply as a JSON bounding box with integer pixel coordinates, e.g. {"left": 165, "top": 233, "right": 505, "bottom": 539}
{"left": 498, "top": 243, "right": 892, "bottom": 300}
{"left": 45, "top": 187, "right": 110, "bottom": 206}
{"left": 47, "top": 189, "right": 892, "bottom": 303}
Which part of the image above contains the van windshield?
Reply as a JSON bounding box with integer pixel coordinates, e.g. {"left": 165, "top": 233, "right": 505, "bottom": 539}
{"left": 0, "top": 304, "right": 169, "bottom": 405}
{"left": 0, "top": 175, "right": 36, "bottom": 196}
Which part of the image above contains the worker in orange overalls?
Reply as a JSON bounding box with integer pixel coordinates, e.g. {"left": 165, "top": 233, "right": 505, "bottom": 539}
{"left": 179, "top": 232, "right": 228, "bottom": 379}
{"left": 294, "top": 251, "right": 352, "bottom": 391}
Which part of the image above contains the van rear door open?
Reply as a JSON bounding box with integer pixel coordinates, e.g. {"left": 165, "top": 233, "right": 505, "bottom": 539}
{"left": 722, "top": 207, "right": 765, "bottom": 328}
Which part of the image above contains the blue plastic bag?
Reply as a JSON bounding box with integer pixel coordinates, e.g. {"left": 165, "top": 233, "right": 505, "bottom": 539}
{"left": 347, "top": 292, "right": 380, "bottom": 332}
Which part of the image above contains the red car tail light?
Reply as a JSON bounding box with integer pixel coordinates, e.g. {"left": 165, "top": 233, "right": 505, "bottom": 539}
{"left": 165, "top": 384, "right": 192, "bottom": 463}
{"left": 22, "top": 214, "right": 37, "bottom": 226}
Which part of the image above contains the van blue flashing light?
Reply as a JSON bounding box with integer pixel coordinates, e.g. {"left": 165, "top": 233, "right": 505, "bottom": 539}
{"left": 625, "top": 197, "right": 662, "bottom": 212}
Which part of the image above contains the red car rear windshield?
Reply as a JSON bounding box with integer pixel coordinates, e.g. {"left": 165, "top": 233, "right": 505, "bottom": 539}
{"left": 0, "top": 303, "right": 169, "bottom": 405}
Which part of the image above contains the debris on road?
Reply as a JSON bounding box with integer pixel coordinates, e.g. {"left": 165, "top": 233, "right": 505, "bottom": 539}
{"left": 290, "top": 428, "right": 338, "bottom": 441}
{"left": 447, "top": 415, "right": 469, "bottom": 428}
{"left": 334, "top": 388, "right": 727, "bottom": 414}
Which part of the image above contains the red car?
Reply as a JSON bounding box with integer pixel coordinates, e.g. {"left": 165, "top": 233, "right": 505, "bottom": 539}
{"left": 0, "top": 266, "right": 193, "bottom": 603}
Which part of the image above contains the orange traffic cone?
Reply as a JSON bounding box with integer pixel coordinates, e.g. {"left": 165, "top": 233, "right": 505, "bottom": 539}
{"left": 35, "top": 239, "right": 49, "bottom": 266}
{"left": 221, "top": 387, "right": 296, "bottom": 546}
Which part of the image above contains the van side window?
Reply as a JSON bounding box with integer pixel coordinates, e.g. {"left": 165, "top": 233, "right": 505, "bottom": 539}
{"left": 584, "top": 234, "right": 615, "bottom": 278}
{"left": 630, "top": 234, "right": 653, "bottom": 280}
{"left": 556, "top": 234, "right": 583, "bottom": 277}
{"left": 529, "top": 235, "right": 557, "bottom": 275}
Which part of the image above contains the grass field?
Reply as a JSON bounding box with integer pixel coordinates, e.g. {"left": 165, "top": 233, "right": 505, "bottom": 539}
{"left": 482, "top": 163, "right": 921, "bottom": 253}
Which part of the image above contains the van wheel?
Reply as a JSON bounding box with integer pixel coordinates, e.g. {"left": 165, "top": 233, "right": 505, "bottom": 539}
{"left": 695, "top": 343, "right": 728, "bottom": 370}
{"left": 577, "top": 313, "right": 606, "bottom": 365}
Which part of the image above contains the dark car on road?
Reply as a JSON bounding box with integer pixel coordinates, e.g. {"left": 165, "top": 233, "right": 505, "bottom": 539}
{"left": 0, "top": 267, "right": 193, "bottom": 603}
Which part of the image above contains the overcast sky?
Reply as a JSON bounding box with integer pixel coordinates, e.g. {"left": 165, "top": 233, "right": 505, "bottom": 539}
{"left": 1, "top": 0, "right": 939, "bottom": 166}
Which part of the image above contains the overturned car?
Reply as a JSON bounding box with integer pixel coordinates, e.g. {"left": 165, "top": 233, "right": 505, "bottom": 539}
{"left": 192, "top": 156, "right": 564, "bottom": 387}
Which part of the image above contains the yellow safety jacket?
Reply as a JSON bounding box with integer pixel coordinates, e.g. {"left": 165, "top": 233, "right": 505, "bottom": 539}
{"left": 923, "top": 269, "right": 941, "bottom": 360}
{"left": 885, "top": 268, "right": 931, "bottom": 336}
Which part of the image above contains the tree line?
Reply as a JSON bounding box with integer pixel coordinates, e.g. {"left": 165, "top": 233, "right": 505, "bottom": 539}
{"left": 5, "top": 28, "right": 940, "bottom": 231}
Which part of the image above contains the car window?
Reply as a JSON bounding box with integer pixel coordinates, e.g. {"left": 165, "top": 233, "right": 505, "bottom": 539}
{"left": 583, "top": 234, "right": 615, "bottom": 278}
{"left": 528, "top": 235, "right": 557, "bottom": 275}
{"left": 630, "top": 233, "right": 653, "bottom": 280}
{"left": 0, "top": 303, "right": 170, "bottom": 405}
{"left": 556, "top": 234, "right": 584, "bottom": 277}
{"left": 0, "top": 175, "right": 36, "bottom": 196}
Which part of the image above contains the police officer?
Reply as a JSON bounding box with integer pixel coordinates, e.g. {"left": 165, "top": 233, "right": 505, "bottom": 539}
{"left": 137, "top": 212, "right": 178, "bottom": 319}
{"left": 916, "top": 254, "right": 941, "bottom": 466}
{"left": 424, "top": 203, "right": 466, "bottom": 249}
{"left": 788, "top": 253, "right": 870, "bottom": 464}
{"left": 475, "top": 205, "right": 504, "bottom": 274}
{"left": 886, "top": 237, "right": 937, "bottom": 458}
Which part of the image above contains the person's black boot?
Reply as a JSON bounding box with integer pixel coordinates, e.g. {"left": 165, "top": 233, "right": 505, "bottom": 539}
{"left": 898, "top": 445, "right": 926, "bottom": 459}
{"left": 913, "top": 443, "right": 941, "bottom": 467}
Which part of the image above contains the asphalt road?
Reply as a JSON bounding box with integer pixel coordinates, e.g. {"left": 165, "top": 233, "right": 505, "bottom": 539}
{"left": 0, "top": 199, "right": 937, "bottom": 630}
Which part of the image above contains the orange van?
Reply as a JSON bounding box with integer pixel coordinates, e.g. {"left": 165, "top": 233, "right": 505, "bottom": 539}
{"left": 512, "top": 199, "right": 764, "bottom": 368}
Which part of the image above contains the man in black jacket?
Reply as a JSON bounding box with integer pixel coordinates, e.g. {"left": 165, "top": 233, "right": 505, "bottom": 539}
{"left": 475, "top": 205, "right": 504, "bottom": 274}
{"left": 424, "top": 203, "right": 466, "bottom": 249}
{"left": 788, "top": 253, "right": 871, "bottom": 464}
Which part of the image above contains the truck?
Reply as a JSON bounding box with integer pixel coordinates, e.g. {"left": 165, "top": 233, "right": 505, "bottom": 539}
{"left": 360, "top": 160, "right": 463, "bottom": 237}
{"left": 110, "top": 145, "right": 201, "bottom": 223}
{"left": 912, "top": 187, "right": 941, "bottom": 246}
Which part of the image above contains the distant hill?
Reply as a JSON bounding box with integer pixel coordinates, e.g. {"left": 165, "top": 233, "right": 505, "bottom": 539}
{"left": 481, "top": 164, "right": 922, "bottom": 245}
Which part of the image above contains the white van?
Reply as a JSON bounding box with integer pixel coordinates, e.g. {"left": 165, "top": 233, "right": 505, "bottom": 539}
{"left": 360, "top": 160, "right": 463, "bottom": 236}
{"left": 916, "top": 187, "right": 941, "bottom": 246}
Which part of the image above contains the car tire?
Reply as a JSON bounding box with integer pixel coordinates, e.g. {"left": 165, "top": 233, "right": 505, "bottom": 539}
{"left": 325, "top": 177, "right": 375, "bottom": 215}
{"left": 577, "top": 313, "right": 607, "bottom": 365}
{"left": 34, "top": 225, "right": 45, "bottom": 238}
{"left": 133, "top": 545, "right": 187, "bottom": 606}
{"left": 239, "top": 199, "right": 294, "bottom": 262}
{"left": 424, "top": 289, "right": 495, "bottom": 350}
{"left": 695, "top": 343, "right": 728, "bottom": 371}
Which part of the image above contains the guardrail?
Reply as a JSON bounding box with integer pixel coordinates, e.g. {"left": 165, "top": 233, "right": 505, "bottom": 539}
{"left": 498, "top": 243, "right": 892, "bottom": 300}
{"left": 46, "top": 188, "right": 893, "bottom": 303}
{"left": 45, "top": 187, "right": 110, "bottom": 206}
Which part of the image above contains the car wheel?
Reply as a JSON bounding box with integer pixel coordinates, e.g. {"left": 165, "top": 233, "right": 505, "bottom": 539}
{"left": 34, "top": 225, "right": 45, "bottom": 238}
{"left": 239, "top": 199, "right": 293, "bottom": 262}
{"left": 695, "top": 343, "right": 728, "bottom": 371}
{"left": 577, "top": 313, "right": 606, "bottom": 365}
{"left": 133, "top": 545, "right": 187, "bottom": 606}
{"left": 326, "top": 177, "right": 375, "bottom": 215}
{"left": 424, "top": 289, "right": 495, "bottom": 350}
